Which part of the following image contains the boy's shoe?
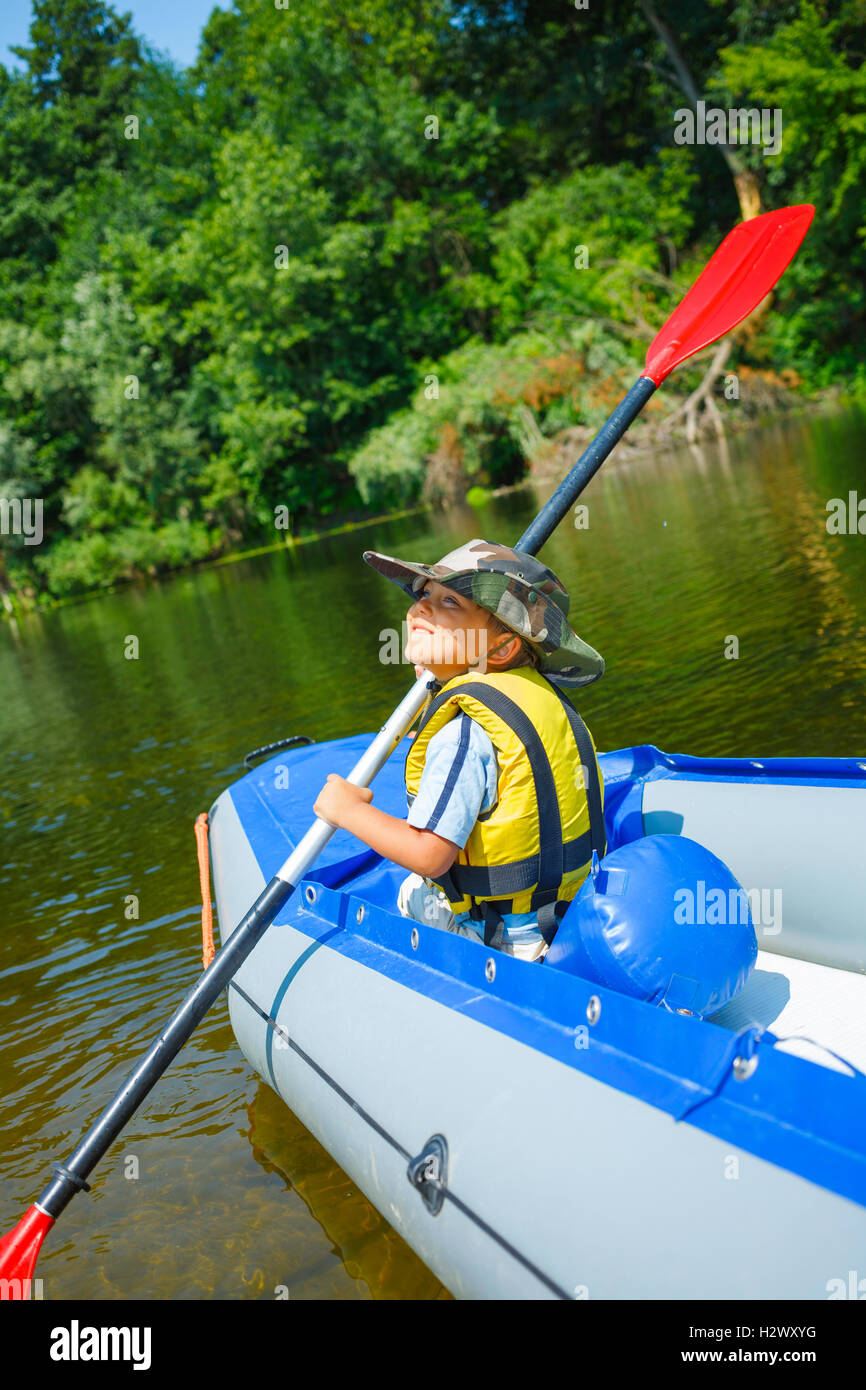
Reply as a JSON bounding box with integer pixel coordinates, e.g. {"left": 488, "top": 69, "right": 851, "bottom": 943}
{"left": 397, "top": 873, "right": 548, "bottom": 961}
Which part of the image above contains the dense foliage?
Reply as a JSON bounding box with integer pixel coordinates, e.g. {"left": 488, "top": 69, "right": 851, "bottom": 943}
{"left": 0, "top": 0, "right": 863, "bottom": 602}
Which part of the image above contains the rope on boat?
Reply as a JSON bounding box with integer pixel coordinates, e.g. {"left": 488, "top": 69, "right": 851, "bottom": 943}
{"left": 194, "top": 812, "right": 215, "bottom": 970}
{"left": 770, "top": 1033, "right": 866, "bottom": 1080}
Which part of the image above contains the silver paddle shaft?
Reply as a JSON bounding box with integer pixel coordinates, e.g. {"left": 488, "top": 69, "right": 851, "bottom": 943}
{"left": 275, "top": 671, "right": 433, "bottom": 886}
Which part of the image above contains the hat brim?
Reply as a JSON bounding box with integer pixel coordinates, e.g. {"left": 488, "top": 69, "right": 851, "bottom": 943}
{"left": 363, "top": 549, "right": 448, "bottom": 598}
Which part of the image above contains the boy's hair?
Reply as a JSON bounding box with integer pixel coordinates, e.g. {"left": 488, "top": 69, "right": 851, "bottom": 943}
{"left": 486, "top": 613, "right": 539, "bottom": 671}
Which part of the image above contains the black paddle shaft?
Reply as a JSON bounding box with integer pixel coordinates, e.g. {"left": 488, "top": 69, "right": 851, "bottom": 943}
{"left": 516, "top": 376, "right": 656, "bottom": 555}
{"left": 36, "top": 876, "right": 293, "bottom": 1219}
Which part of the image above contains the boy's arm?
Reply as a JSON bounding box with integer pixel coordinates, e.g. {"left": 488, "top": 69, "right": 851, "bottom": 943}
{"left": 313, "top": 775, "right": 457, "bottom": 878}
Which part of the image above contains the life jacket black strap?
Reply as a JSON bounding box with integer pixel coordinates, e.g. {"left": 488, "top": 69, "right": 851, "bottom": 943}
{"left": 482, "top": 902, "right": 506, "bottom": 949}
{"left": 541, "top": 678, "right": 607, "bottom": 859}
{"left": 413, "top": 682, "right": 456, "bottom": 744}
{"left": 536, "top": 898, "right": 572, "bottom": 947}
{"left": 473, "top": 898, "right": 565, "bottom": 950}
{"left": 414, "top": 676, "right": 605, "bottom": 948}
{"left": 431, "top": 829, "right": 593, "bottom": 901}
{"left": 426, "top": 681, "right": 564, "bottom": 895}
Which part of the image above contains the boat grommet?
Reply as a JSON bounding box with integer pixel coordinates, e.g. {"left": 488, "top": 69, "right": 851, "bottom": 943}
{"left": 586, "top": 995, "right": 601, "bottom": 1025}
{"left": 407, "top": 1133, "right": 448, "bottom": 1216}
{"left": 303, "top": 885, "right": 317, "bottom": 905}
{"left": 410, "top": 927, "right": 419, "bottom": 950}
{"left": 733, "top": 1054, "right": 758, "bottom": 1082}
{"left": 485, "top": 958, "right": 496, "bottom": 983}
{"left": 356, "top": 905, "right": 365, "bottom": 924}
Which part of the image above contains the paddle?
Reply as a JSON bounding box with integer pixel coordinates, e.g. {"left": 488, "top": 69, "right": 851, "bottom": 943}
{"left": 0, "top": 202, "right": 814, "bottom": 1296}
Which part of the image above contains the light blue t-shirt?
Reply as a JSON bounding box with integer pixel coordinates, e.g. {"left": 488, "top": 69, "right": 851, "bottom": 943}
{"left": 406, "top": 714, "right": 543, "bottom": 948}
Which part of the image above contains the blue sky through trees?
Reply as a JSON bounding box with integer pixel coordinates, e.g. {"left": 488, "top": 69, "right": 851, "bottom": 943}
{"left": 1, "top": 0, "right": 226, "bottom": 71}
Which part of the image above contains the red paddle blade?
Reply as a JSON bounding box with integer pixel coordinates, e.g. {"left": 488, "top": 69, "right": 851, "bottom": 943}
{"left": 0, "top": 1205, "right": 54, "bottom": 1298}
{"left": 644, "top": 204, "right": 815, "bottom": 385}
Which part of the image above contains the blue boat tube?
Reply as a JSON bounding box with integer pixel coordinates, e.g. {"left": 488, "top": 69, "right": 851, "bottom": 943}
{"left": 545, "top": 834, "right": 758, "bottom": 1016}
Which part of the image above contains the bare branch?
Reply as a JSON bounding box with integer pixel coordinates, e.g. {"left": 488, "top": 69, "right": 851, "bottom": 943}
{"left": 654, "top": 337, "right": 732, "bottom": 439}
{"left": 596, "top": 258, "right": 679, "bottom": 292}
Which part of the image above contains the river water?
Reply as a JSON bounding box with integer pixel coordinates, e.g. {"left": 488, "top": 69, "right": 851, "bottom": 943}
{"left": 2, "top": 405, "right": 865, "bottom": 1300}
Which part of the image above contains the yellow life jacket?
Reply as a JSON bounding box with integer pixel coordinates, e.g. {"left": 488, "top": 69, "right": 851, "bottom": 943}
{"left": 405, "top": 667, "right": 606, "bottom": 942}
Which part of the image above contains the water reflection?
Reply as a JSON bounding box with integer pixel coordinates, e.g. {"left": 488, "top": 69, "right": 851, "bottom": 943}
{"left": 246, "top": 1082, "right": 452, "bottom": 1300}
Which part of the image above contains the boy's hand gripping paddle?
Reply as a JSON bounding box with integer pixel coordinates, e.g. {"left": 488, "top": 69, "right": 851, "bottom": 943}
{"left": 0, "top": 203, "right": 814, "bottom": 1293}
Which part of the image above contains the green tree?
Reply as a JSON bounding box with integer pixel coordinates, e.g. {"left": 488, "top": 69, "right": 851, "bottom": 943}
{"left": 716, "top": 0, "right": 866, "bottom": 378}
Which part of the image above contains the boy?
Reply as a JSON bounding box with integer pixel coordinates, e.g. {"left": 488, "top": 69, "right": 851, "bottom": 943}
{"left": 313, "top": 539, "right": 606, "bottom": 961}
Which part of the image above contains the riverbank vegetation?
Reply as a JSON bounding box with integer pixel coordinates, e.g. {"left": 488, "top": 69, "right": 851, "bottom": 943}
{"left": 1, "top": 0, "right": 864, "bottom": 605}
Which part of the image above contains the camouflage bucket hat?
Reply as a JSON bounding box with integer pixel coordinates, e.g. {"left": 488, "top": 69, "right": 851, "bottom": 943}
{"left": 363, "top": 538, "right": 604, "bottom": 688}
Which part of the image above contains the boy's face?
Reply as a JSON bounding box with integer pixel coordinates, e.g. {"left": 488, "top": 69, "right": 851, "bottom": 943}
{"left": 405, "top": 579, "right": 519, "bottom": 681}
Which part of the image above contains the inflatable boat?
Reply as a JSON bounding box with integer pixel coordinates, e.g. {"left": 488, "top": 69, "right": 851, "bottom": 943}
{"left": 208, "top": 735, "right": 866, "bottom": 1300}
